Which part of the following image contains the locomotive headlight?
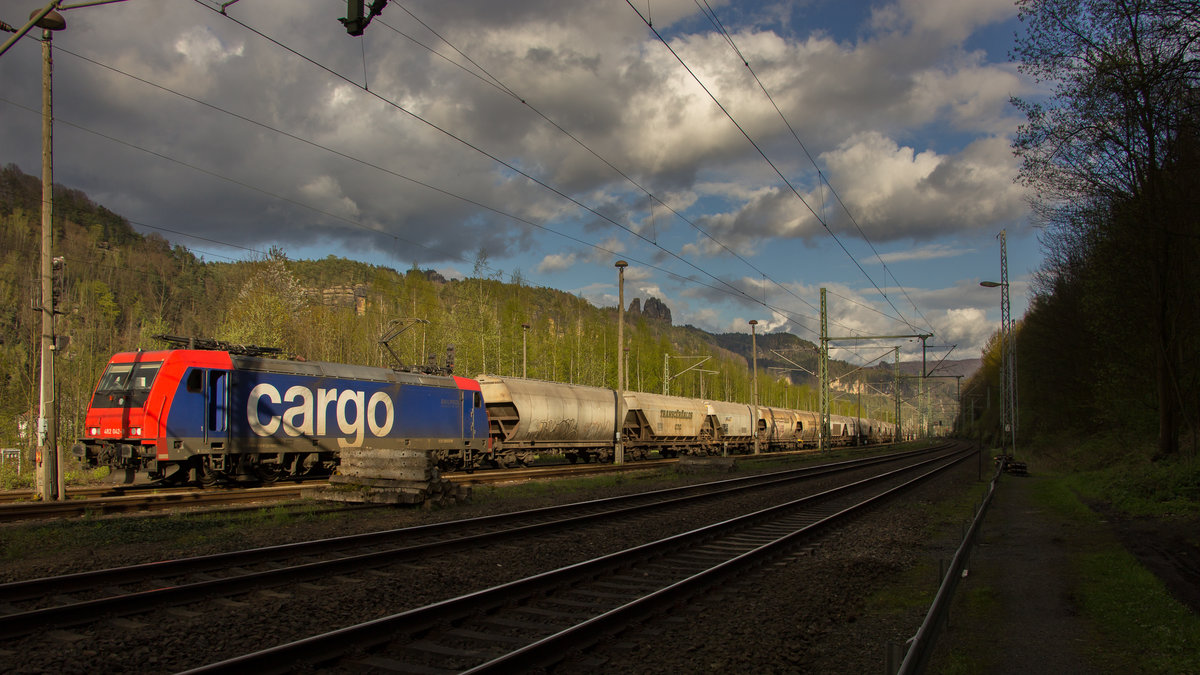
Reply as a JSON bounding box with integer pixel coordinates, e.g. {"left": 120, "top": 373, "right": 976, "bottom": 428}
{"left": 129, "top": 427, "right": 142, "bottom": 437}
{"left": 88, "top": 427, "right": 99, "bottom": 437}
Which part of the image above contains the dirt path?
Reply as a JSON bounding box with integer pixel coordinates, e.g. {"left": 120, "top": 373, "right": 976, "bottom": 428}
{"left": 928, "top": 473, "right": 1100, "bottom": 673}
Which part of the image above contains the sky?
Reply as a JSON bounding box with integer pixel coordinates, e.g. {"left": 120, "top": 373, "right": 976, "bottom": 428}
{"left": 0, "top": 0, "right": 1042, "bottom": 366}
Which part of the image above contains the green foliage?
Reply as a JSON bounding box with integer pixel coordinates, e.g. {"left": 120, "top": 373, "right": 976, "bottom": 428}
{"left": 1074, "top": 550, "right": 1200, "bottom": 673}
{"left": 1009, "top": 1, "right": 1200, "bottom": 458}
{"left": 216, "top": 247, "right": 308, "bottom": 350}
{"left": 0, "top": 457, "right": 36, "bottom": 490}
{"left": 1058, "top": 450, "right": 1200, "bottom": 519}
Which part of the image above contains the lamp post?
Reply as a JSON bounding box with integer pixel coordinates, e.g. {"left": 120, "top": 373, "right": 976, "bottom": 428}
{"left": 614, "top": 261, "right": 628, "bottom": 464}
{"left": 749, "top": 319, "right": 759, "bottom": 454}
{"left": 981, "top": 231, "right": 1015, "bottom": 460}
{"left": 521, "top": 323, "right": 529, "bottom": 378}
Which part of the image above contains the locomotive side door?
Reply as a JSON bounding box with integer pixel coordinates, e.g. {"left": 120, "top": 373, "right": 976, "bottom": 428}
{"left": 206, "top": 369, "right": 229, "bottom": 450}
{"left": 173, "top": 368, "right": 229, "bottom": 453}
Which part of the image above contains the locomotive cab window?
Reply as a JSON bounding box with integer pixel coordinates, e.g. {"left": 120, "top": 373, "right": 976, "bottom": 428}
{"left": 91, "top": 361, "right": 162, "bottom": 409}
{"left": 474, "top": 392, "right": 482, "bottom": 408}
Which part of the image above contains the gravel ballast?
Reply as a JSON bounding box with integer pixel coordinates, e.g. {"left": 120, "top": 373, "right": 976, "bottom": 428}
{"left": 1, "top": 454, "right": 990, "bottom": 673}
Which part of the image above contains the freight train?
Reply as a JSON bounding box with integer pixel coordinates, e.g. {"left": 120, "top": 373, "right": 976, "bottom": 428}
{"left": 72, "top": 341, "right": 899, "bottom": 484}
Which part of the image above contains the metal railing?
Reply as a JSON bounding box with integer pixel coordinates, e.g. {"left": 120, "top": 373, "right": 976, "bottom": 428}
{"left": 892, "top": 447, "right": 1004, "bottom": 674}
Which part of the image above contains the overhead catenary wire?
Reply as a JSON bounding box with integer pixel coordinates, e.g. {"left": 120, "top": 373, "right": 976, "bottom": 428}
{"left": 693, "top": 0, "right": 936, "bottom": 335}
{"left": 629, "top": 0, "right": 934, "bottom": 335}
{"left": 364, "top": 3, "right": 921, "bottom": 348}
{"left": 8, "top": 1, "right": 891, "bottom": 344}
{"left": 10, "top": 2, "right": 930, "bottom": 348}
{"left": 194, "top": 1, "right": 770, "bottom": 315}
{"left": 374, "top": 4, "right": 827, "bottom": 322}
{"left": 4, "top": 85, "right": 816, "bottom": 338}
{"left": 186, "top": 3, "right": 879, "bottom": 339}
{"left": 1, "top": 82, "right": 744, "bottom": 316}
{"left": 227, "top": 1, "right": 898, "bottom": 343}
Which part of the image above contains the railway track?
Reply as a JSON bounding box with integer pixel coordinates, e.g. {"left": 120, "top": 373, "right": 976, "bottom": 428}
{"left": 0, "top": 459, "right": 679, "bottom": 522}
{"left": 189, "top": 444, "right": 973, "bottom": 673}
{"left": 0, "top": 483, "right": 318, "bottom": 522}
{"left": 0, "top": 444, "right": 880, "bottom": 520}
{"left": 0, "top": 443, "right": 969, "bottom": 672}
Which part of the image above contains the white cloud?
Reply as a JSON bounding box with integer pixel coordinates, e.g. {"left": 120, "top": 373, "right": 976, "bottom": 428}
{"left": 0, "top": 0, "right": 1036, "bottom": 349}
{"left": 174, "top": 27, "right": 244, "bottom": 65}
{"left": 890, "top": 0, "right": 1017, "bottom": 42}
{"left": 538, "top": 252, "right": 578, "bottom": 274}
{"left": 299, "top": 175, "right": 360, "bottom": 219}
{"left": 819, "top": 132, "right": 1027, "bottom": 238}
{"left": 876, "top": 244, "right": 973, "bottom": 264}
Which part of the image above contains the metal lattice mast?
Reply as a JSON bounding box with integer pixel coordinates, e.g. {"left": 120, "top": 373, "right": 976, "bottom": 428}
{"left": 999, "top": 230, "right": 1015, "bottom": 457}
{"left": 819, "top": 288, "right": 830, "bottom": 452}
{"left": 894, "top": 346, "right": 901, "bottom": 442}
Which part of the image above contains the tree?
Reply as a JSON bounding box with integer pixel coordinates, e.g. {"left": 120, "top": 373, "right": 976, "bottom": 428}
{"left": 1012, "top": 0, "right": 1200, "bottom": 457}
{"left": 216, "top": 247, "right": 308, "bottom": 350}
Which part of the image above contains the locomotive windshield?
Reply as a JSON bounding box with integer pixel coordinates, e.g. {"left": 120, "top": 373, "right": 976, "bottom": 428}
{"left": 91, "top": 361, "right": 162, "bottom": 409}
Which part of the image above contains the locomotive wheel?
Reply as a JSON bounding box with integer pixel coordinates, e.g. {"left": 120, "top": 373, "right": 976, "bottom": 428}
{"left": 293, "top": 452, "right": 318, "bottom": 477}
{"left": 256, "top": 463, "right": 286, "bottom": 483}
{"left": 158, "top": 464, "right": 192, "bottom": 486}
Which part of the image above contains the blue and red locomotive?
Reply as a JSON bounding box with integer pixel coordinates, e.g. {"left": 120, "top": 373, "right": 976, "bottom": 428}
{"left": 72, "top": 339, "right": 487, "bottom": 484}
{"left": 74, "top": 337, "right": 902, "bottom": 484}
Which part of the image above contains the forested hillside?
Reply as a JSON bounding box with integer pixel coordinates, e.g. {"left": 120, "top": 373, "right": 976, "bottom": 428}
{"left": 960, "top": 1, "right": 1199, "bottom": 460}
{"left": 0, "top": 164, "right": 929, "bottom": 455}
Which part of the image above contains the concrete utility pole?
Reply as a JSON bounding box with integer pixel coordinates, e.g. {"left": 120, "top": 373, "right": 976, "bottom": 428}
{"left": 614, "top": 261, "right": 627, "bottom": 465}
{"left": 818, "top": 289, "right": 829, "bottom": 452}
{"left": 36, "top": 9, "right": 66, "bottom": 502}
{"left": 750, "top": 319, "right": 759, "bottom": 454}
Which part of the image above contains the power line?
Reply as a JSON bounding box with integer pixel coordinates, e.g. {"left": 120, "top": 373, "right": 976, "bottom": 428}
{"left": 12, "top": 3, "right": 926, "bottom": 344}
{"left": 374, "top": 3, "right": 837, "bottom": 326}
{"left": 197, "top": 2, "right": 765, "bottom": 312}
{"left": 629, "top": 0, "right": 933, "bottom": 334}
{"left": 212, "top": 4, "right": 891, "bottom": 344}
{"left": 1, "top": 89, "right": 792, "bottom": 331}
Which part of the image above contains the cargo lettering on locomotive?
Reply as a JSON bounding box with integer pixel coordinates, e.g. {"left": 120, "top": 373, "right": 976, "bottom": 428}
{"left": 247, "top": 382, "right": 396, "bottom": 447}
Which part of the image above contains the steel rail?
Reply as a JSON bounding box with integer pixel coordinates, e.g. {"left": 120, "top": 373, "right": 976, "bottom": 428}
{"left": 181, "top": 445, "right": 974, "bottom": 674}
{"left": 0, "top": 445, "right": 948, "bottom": 639}
{"left": 0, "top": 484, "right": 312, "bottom": 521}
